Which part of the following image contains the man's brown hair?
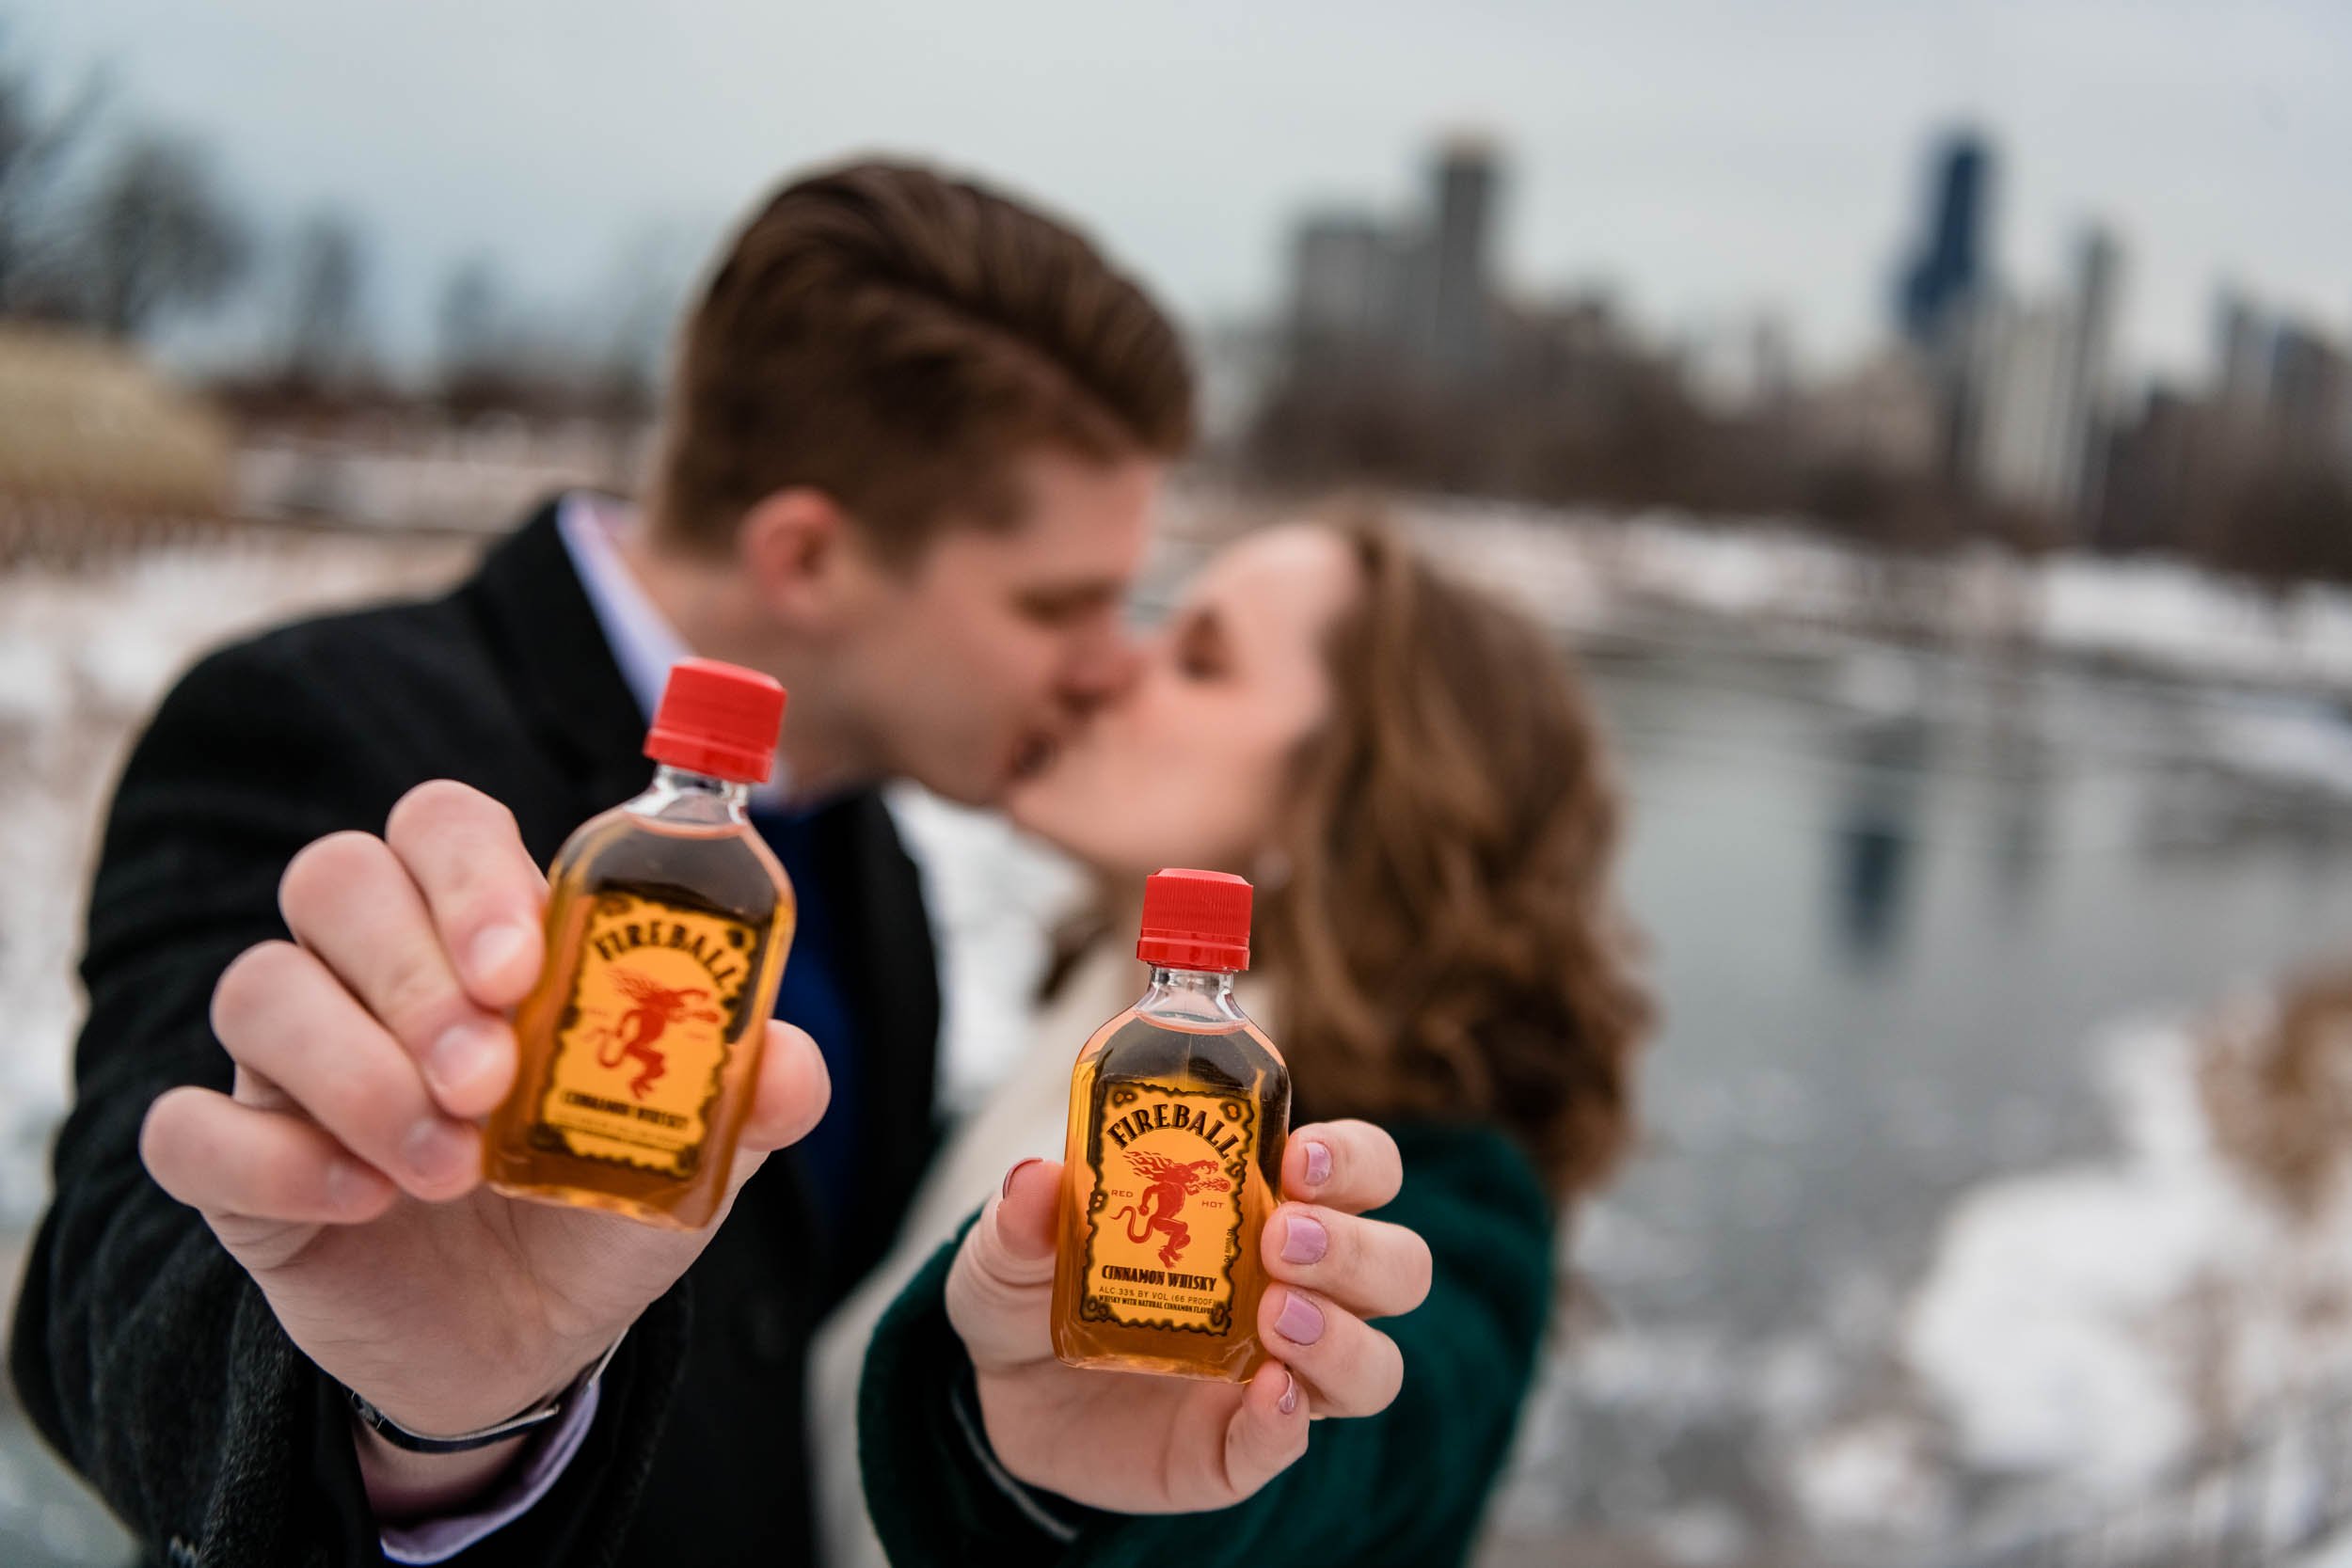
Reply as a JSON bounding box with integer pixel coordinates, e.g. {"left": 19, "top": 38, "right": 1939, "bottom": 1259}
{"left": 653, "top": 159, "right": 1195, "bottom": 561}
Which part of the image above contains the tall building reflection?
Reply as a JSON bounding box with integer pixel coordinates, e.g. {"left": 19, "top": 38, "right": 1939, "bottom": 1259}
{"left": 1834, "top": 711, "right": 1931, "bottom": 966}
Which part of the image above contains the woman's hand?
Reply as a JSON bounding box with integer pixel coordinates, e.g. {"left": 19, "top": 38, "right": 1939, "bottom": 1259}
{"left": 945, "top": 1119, "right": 1433, "bottom": 1513}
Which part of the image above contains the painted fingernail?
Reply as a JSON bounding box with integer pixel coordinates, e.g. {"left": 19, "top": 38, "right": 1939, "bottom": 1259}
{"left": 427, "top": 1021, "right": 501, "bottom": 1093}
{"left": 1303, "top": 1140, "right": 1333, "bottom": 1189}
{"left": 1002, "top": 1156, "right": 1043, "bottom": 1200}
{"left": 403, "top": 1118, "right": 477, "bottom": 1187}
{"left": 1281, "top": 1211, "right": 1327, "bottom": 1265}
{"left": 1279, "top": 1370, "right": 1300, "bottom": 1415}
{"left": 1275, "top": 1290, "right": 1325, "bottom": 1346}
{"left": 469, "top": 924, "right": 529, "bottom": 982}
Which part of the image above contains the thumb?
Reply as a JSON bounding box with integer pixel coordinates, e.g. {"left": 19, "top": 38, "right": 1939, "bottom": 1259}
{"left": 993, "top": 1155, "right": 1058, "bottom": 1266}
{"left": 719, "top": 1022, "right": 832, "bottom": 1209}
{"left": 1221, "top": 1363, "right": 1311, "bottom": 1501}
{"left": 736, "top": 1021, "right": 832, "bottom": 1154}
{"left": 945, "top": 1157, "right": 1062, "bottom": 1371}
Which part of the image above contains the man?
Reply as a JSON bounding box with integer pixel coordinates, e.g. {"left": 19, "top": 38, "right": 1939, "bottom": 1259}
{"left": 10, "top": 160, "right": 1422, "bottom": 1567}
{"left": 16, "top": 162, "right": 1185, "bottom": 1568}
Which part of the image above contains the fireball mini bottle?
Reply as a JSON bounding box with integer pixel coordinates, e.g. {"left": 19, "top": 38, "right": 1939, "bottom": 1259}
{"left": 485, "top": 657, "right": 794, "bottom": 1229}
{"left": 1053, "top": 869, "right": 1291, "bottom": 1381}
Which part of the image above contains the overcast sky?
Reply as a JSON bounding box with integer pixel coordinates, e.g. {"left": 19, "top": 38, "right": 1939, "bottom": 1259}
{"left": 21, "top": 0, "right": 2352, "bottom": 386}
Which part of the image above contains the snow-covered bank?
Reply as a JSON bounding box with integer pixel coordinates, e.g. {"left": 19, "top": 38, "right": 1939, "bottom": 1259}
{"left": 0, "top": 534, "right": 476, "bottom": 1225}
{"left": 1398, "top": 499, "right": 2352, "bottom": 693}
{"left": 1787, "top": 974, "right": 2352, "bottom": 1561}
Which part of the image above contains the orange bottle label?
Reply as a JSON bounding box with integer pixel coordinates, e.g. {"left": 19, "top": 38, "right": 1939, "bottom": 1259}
{"left": 533, "top": 890, "right": 762, "bottom": 1177}
{"left": 1078, "top": 1080, "right": 1255, "bottom": 1336}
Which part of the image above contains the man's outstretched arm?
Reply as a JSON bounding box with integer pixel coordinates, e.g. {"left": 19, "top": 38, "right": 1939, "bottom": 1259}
{"left": 10, "top": 643, "right": 826, "bottom": 1565}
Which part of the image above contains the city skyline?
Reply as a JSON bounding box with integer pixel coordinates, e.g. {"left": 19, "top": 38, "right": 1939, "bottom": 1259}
{"left": 19, "top": 0, "right": 2352, "bottom": 386}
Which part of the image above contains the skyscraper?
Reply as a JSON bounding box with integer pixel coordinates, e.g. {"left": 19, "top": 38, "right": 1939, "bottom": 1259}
{"left": 2060, "top": 226, "right": 2122, "bottom": 517}
{"left": 1897, "top": 130, "right": 1994, "bottom": 348}
{"left": 1289, "top": 211, "right": 1412, "bottom": 367}
{"left": 1279, "top": 135, "right": 1502, "bottom": 384}
{"left": 1963, "top": 225, "right": 2126, "bottom": 528}
{"left": 1420, "top": 135, "right": 1500, "bottom": 376}
{"left": 2268, "top": 321, "right": 2352, "bottom": 463}
{"left": 2213, "top": 285, "right": 2268, "bottom": 412}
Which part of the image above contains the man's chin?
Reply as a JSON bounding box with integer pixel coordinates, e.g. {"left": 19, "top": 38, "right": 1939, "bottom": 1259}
{"left": 922, "top": 770, "right": 1010, "bottom": 812}
{"left": 912, "top": 751, "right": 1047, "bottom": 814}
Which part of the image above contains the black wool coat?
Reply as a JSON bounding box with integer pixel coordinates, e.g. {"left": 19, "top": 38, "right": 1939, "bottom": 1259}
{"left": 8, "top": 501, "right": 943, "bottom": 1567}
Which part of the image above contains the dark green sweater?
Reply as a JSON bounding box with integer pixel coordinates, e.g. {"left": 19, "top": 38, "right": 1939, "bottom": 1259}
{"left": 857, "top": 1123, "right": 1557, "bottom": 1567}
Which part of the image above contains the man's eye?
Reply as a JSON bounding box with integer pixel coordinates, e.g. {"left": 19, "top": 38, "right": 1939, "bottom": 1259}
{"left": 1020, "top": 594, "right": 1104, "bottom": 627}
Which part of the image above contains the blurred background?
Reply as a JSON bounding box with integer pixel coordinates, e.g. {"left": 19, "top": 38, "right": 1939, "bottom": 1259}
{"left": 4, "top": 2, "right": 2352, "bottom": 1564}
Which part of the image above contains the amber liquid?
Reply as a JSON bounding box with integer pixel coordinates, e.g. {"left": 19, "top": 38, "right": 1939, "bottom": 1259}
{"left": 1052, "top": 1002, "right": 1291, "bottom": 1381}
{"left": 485, "top": 803, "right": 793, "bottom": 1229}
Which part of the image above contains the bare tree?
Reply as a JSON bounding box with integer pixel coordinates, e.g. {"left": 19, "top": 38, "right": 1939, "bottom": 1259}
{"left": 586, "top": 222, "right": 699, "bottom": 419}
{"left": 0, "top": 30, "right": 108, "bottom": 315}
{"left": 80, "top": 131, "right": 248, "bottom": 341}
{"left": 280, "top": 210, "right": 370, "bottom": 387}
{"left": 435, "top": 254, "right": 506, "bottom": 385}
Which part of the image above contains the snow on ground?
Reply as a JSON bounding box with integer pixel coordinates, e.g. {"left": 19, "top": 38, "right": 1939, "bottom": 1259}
{"left": 1902, "top": 1025, "right": 2248, "bottom": 1490}
{"left": 1784, "top": 990, "right": 2352, "bottom": 1557}
{"left": 1406, "top": 499, "right": 2352, "bottom": 696}
{"left": 0, "top": 532, "right": 475, "bottom": 1226}
{"left": 1902, "top": 1014, "right": 2352, "bottom": 1494}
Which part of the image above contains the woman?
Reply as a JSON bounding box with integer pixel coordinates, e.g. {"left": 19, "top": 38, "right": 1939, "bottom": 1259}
{"left": 818, "top": 505, "right": 1651, "bottom": 1565}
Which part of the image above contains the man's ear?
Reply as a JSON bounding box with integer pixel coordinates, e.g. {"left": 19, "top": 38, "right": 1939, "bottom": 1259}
{"left": 739, "top": 487, "right": 862, "bottom": 634}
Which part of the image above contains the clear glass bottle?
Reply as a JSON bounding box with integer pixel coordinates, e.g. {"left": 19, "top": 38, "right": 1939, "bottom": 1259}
{"left": 1053, "top": 869, "right": 1291, "bottom": 1381}
{"left": 485, "top": 658, "right": 794, "bottom": 1230}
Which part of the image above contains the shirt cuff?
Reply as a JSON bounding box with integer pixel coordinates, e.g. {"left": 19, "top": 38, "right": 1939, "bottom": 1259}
{"left": 375, "top": 1376, "right": 605, "bottom": 1565}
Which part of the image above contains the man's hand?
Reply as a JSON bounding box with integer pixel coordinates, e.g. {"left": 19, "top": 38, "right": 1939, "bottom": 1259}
{"left": 946, "top": 1119, "right": 1432, "bottom": 1513}
{"left": 137, "top": 781, "right": 829, "bottom": 1510}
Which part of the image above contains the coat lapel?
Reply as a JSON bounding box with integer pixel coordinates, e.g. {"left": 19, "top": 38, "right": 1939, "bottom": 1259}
{"left": 456, "top": 497, "right": 652, "bottom": 820}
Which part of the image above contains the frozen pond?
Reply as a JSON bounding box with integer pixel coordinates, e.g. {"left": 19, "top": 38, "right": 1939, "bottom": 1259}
{"left": 1500, "top": 628, "right": 2352, "bottom": 1562}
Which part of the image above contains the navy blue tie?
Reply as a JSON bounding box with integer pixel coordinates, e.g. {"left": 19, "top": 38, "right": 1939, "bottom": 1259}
{"left": 745, "top": 803, "right": 863, "bottom": 1235}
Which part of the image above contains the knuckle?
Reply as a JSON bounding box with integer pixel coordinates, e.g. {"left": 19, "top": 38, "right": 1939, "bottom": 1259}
{"left": 291, "top": 1033, "right": 414, "bottom": 1128}
{"left": 1315, "top": 1205, "right": 1359, "bottom": 1279}
{"left": 140, "top": 1088, "right": 234, "bottom": 1211}
{"left": 1365, "top": 1331, "right": 1406, "bottom": 1410}
{"left": 1400, "top": 1233, "right": 1434, "bottom": 1308}
{"left": 136, "top": 1088, "right": 193, "bottom": 1181}
{"left": 387, "top": 778, "right": 470, "bottom": 839}
{"left": 370, "top": 947, "right": 459, "bottom": 1041}
{"left": 211, "top": 941, "right": 307, "bottom": 1039}
{"left": 387, "top": 779, "right": 513, "bottom": 853}
{"left": 279, "top": 831, "right": 389, "bottom": 924}
{"left": 1317, "top": 1327, "right": 1404, "bottom": 1418}
{"left": 1340, "top": 1118, "right": 1403, "bottom": 1196}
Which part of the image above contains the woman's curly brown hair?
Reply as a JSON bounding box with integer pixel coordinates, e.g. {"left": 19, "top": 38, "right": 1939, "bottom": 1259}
{"left": 1256, "top": 505, "right": 1653, "bottom": 1200}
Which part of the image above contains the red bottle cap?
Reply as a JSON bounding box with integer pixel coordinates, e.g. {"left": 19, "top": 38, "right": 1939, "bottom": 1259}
{"left": 1136, "top": 868, "right": 1253, "bottom": 973}
{"left": 644, "top": 658, "right": 787, "bottom": 784}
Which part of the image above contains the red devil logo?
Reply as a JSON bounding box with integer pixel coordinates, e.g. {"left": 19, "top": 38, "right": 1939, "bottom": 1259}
{"left": 1114, "top": 1149, "right": 1231, "bottom": 1268}
{"left": 592, "top": 969, "right": 723, "bottom": 1100}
